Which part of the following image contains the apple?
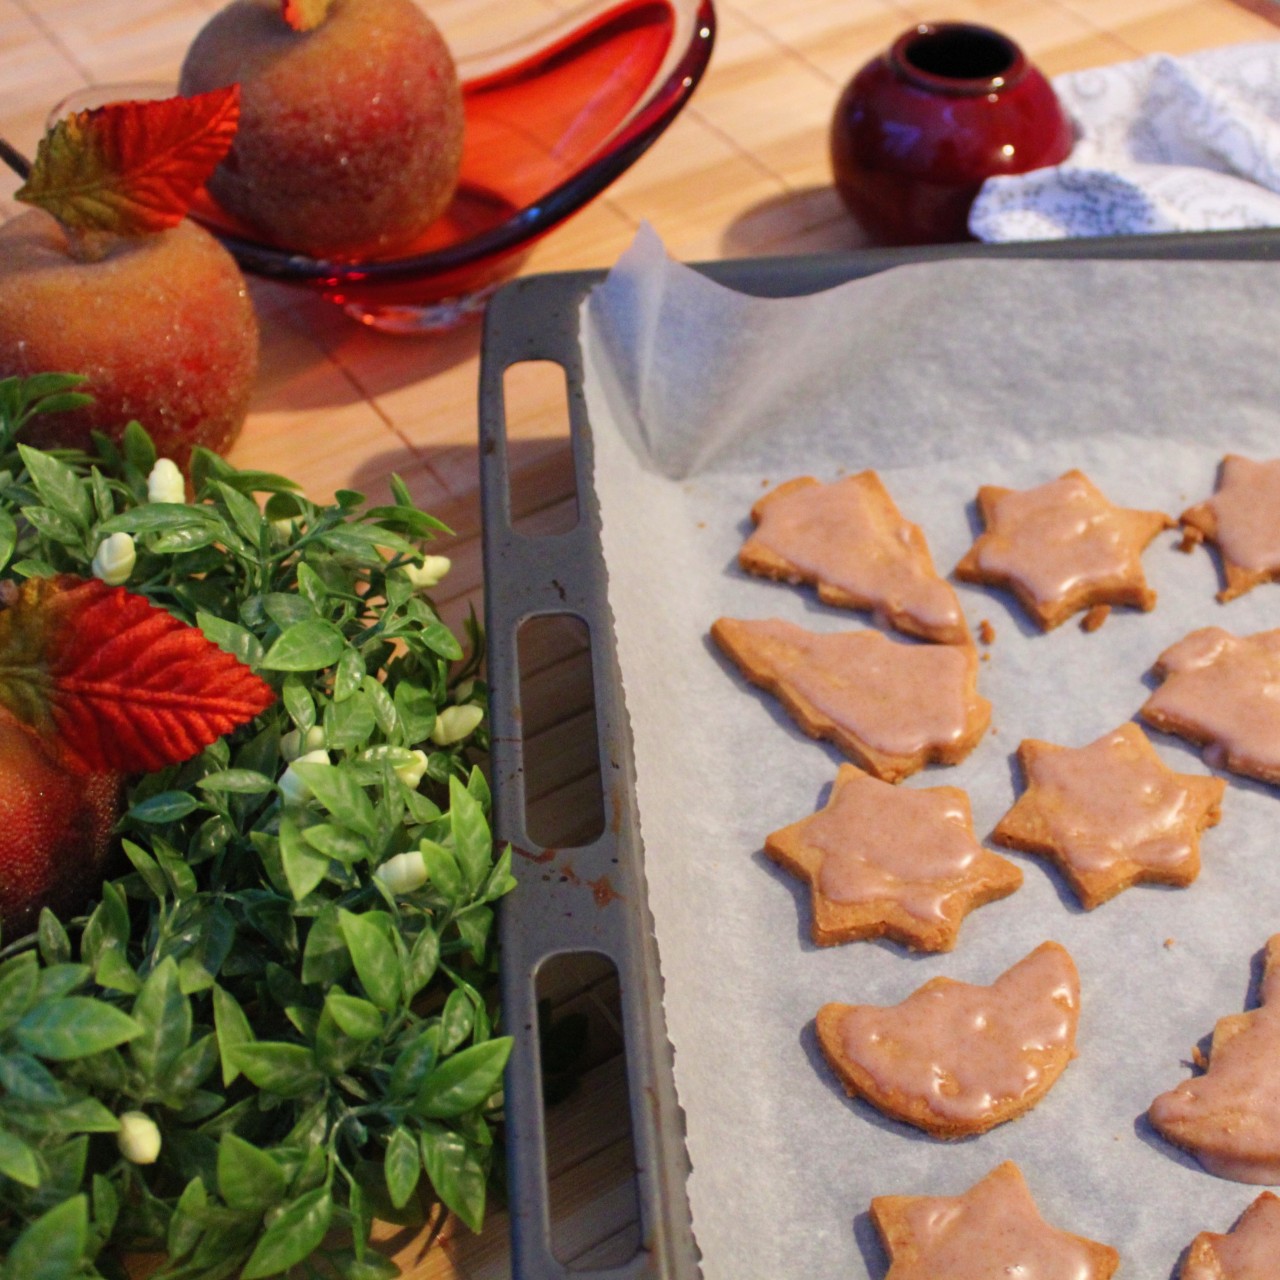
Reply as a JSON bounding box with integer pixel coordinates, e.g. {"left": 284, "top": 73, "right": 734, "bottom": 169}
{"left": 0, "top": 712, "right": 121, "bottom": 937}
{"left": 180, "top": 0, "right": 465, "bottom": 258}
{"left": 0, "top": 209, "right": 259, "bottom": 473}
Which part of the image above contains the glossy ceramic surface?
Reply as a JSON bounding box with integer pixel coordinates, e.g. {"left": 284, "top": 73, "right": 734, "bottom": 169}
{"left": 830, "top": 23, "right": 1074, "bottom": 246}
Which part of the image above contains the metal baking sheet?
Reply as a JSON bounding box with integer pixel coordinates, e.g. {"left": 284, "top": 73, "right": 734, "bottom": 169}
{"left": 478, "top": 228, "right": 1280, "bottom": 1280}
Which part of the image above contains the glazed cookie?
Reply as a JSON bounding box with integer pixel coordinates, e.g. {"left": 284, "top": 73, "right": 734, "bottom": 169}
{"left": 1149, "top": 935, "right": 1280, "bottom": 1183}
{"left": 816, "top": 941, "right": 1079, "bottom": 1137}
{"left": 740, "top": 472, "right": 969, "bottom": 644}
{"left": 992, "top": 723, "right": 1225, "bottom": 909}
{"left": 1182, "top": 1192, "right": 1280, "bottom": 1279}
{"left": 710, "top": 617, "right": 990, "bottom": 782}
{"left": 1140, "top": 627, "right": 1280, "bottom": 786}
{"left": 871, "top": 1161, "right": 1120, "bottom": 1279}
{"left": 1181, "top": 455, "right": 1280, "bottom": 602}
{"left": 954, "top": 469, "right": 1173, "bottom": 630}
{"left": 765, "top": 763, "right": 1021, "bottom": 951}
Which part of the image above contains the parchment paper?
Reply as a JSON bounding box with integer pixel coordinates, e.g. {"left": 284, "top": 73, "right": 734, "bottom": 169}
{"left": 579, "top": 225, "right": 1280, "bottom": 1280}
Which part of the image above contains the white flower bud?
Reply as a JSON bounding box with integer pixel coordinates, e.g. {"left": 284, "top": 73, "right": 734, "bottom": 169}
{"left": 117, "top": 1111, "right": 161, "bottom": 1164}
{"left": 375, "top": 850, "right": 428, "bottom": 895}
{"left": 394, "top": 749, "right": 429, "bottom": 790}
{"left": 280, "top": 726, "right": 326, "bottom": 762}
{"left": 279, "top": 748, "right": 330, "bottom": 805}
{"left": 430, "top": 704, "right": 483, "bottom": 746}
{"left": 147, "top": 458, "right": 185, "bottom": 504}
{"left": 402, "top": 555, "right": 451, "bottom": 590}
{"left": 92, "top": 532, "right": 136, "bottom": 586}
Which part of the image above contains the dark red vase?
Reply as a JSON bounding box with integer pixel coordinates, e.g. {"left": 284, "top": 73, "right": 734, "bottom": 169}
{"left": 830, "top": 23, "right": 1074, "bottom": 245}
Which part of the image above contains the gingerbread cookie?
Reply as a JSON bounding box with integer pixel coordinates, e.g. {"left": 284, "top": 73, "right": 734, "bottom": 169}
{"left": 1141, "top": 627, "right": 1280, "bottom": 786}
{"left": 740, "top": 472, "right": 968, "bottom": 644}
{"left": 992, "top": 723, "right": 1225, "bottom": 909}
{"left": 954, "top": 469, "right": 1173, "bottom": 630}
{"left": 871, "top": 1161, "right": 1120, "bottom": 1279}
{"left": 710, "top": 617, "right": 990, "bottom": 782}
{"left": 765, "top": 763, "right": 1021, "bottom": 950}
{"left": 1182, "top": 1192, "right": 1280, "bottom": 1279}
{"left": 1181, "top": 455, "right": 1280, "bottom": 602}
{"left": 1149, "top": 935, "right": 1280, "bottom": 1183}
{"left": 816, "top": 941, "right": 1079, "bottom": 1137}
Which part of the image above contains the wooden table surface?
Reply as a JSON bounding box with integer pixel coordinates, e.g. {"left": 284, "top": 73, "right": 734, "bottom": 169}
{"left": 3, "top": 0, "right": 1278, "bottom": 1275}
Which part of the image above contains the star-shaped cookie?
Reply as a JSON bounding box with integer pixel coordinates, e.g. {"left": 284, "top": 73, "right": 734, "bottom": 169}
{"left": 1181, "top": 455, "right": 1280, "bottom": 602}
{"left": 766, "top": 763, "right": 1021, "bottom": 950}
{"left": 1140, "top": 627, "right": 1280, "bottom": 786}
{"left": 1150, "top": 935, "right": 1280, "bottom": 1184}
{"left": 1181, "top": 1191, "right": 1280, "bottom": 1279}
{"left": 954, "top": 469, "right": 1173, "bottom": 630}
{"left": 992, "top": 723, "right": 1225, "bottom": 909}
{"left": 710, "top": 617, "right": 990, "bottom": 782}
{"left": 740, "top": 472, "right": 969, "bottom": 644}
{"left": 817, "top": 942, "right": 1078, "bottom": 1137}
{"left": 871, "top": 1161, "right": 1119, "bottom": 1279}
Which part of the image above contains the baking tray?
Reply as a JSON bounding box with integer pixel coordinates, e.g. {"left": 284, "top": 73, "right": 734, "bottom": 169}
{"left": 477, "top": 227, "right": 1280, "bottom": 1280}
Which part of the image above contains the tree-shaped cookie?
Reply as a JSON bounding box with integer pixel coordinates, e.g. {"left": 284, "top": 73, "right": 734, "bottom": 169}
{"left": 1149, "top": 935, "right": 1280, "bottom": 1183}
{"left": 710, "top": 618, "right": 990, "bottom": 782}
{"left": 871, "top": 1161, "right": 1119, "bottom": 1278}
{"left": 1140, "top": 627, "right": 1280, "bottom": 786}
{"left": 1181, "top": 1191, "right": 1280, "bottom": 1278}
{"left": 1181, "top": 455, "right": 1280, "bottom": 602}
{"left": 740, "top": 472, "right": 969, "bottom": 644}
{"left": 816, "top": 941, "right": 1079, "bottom": 1137}
{"left": 765, "top": 763, "right": 1021, "bottom": 950}
{"left": 954, "top": 469, "right": 1173, "bottom": 630}
{"left": 992, "top": 723, "right": 1225, "bottom": 909}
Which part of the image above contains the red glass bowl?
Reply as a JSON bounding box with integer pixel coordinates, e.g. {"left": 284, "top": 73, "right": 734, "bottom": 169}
{"left": 54, "top": 0, "right": 714, "bottom": 332}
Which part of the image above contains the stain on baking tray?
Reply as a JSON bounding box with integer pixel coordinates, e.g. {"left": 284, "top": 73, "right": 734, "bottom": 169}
{"left": 589, "top": 874, "right": 622, "bottom": 907}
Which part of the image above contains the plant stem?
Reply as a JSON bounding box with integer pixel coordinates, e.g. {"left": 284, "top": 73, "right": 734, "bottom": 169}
{"left": 0, "top": 136, "right": 31, "bottom": 182}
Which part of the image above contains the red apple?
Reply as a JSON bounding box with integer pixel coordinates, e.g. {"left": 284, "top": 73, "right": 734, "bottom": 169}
{"left": 180, "top": 0, "right": 465, "bottom": 258}
{"left": 0, "top": 209, "right": 259, "bottom": 473}
{"left": 0, "top": 713, "right": 121, "bottom": 937}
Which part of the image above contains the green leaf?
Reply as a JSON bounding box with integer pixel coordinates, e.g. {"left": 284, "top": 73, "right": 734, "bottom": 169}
{"left": 261, "top": 619, "right": 347, "bottom": 672}
{"left": 281, "top": 677, "right": 316, "bottom": 732}
{"left": 0, "top": 1052, "right": 61, "bottom": 1103}
{"left": 217, "top": 480, "right": 268, "bottom": 546}
{"left": 279, "top": 813, "right": 330, "bottom": 900}
{"left": 18, "top": 443, "right": 91, "bottom": 527}
{"left": 41, "top": 1096, "right": 119, "bottom": 1133}
{"left": 419, "top": 1126, "right": 487, "bottom": 1232}
{"left": 338, "top": 910, "right": 402, "bottom": 1013}
{"left": 333, "top": 646, "right": 365, "bottom": 702}
{"left": 196, "top": 610, "right": 266, "bottom": 668}
{"left": 291, "top": 763, "right": 377, "bottom": 840}
{"left": 0, "top": 509, "right": 17, "bottom": 572}
{"left": 240, "top": 1186, "right": 334, "bottom": 1279}
{"left": 218, "top": 1133, "right": 287, "bottom": 1214}
{"left": 167, "top": 1176, "right": 208, "bottom": 1263}
{"left": 439, "top": 988, "right": 476, "bottom": 1055}
{"left": 129, "top": 791, "right": 202, "bottom": 823}
{"left": 393, "top": 683, "right": 436, "bottom": 745}
{"left": 384, "top": 1126, "right": 420, "bottom": 1210}
{"left": 5, "top": 1193, "right": 88, "bottom": 1280}
{"left": 212, "top": 984, "right": 254, "bottom": 1087}
{"left": 121, "top": 839, "right": 169, "bottom": 899}
{"left": 36, "top": 909, "right": 71, "bottom": 966}
{"left": 0, "top": 952, "right": 38, "bottom": 1030}
{"left": 419, "top": 840, "right": 462, "bottom": 903}
{"left": 415, "top": 1038, "right": 512, "bottom": 1119}
{"left": 0, "top": 1128, "right": 40, "bottom": 1187}
{"left": 325, "top": 691, "right": 377, "bottom": 750}
{"left": 198, "top": 768, "right": 277, "bottom": 794}
{"left": 230, "top": 1042, "right": 323, "bottom": 1097}
{"left": 129, "top": 956, "right": 191, "bottom": 1082}
{"left": 325, "top": 992, "right": 383, "bottom": 1041}
{"left": 15, "top": 998, "right": 141, "bottom": 1061}
{"left": 405, "top": 927, "right": 440, "bottom": 998}
{"left": 95, "top": 947, "right": 142, "bottom": 995}
{"left": 449, "top": 776, "right": 493, "bottom": 895}
{"left": 123, "top": 420, "right": 157, "bottom": 473}
{"left": 301, "top": 823, "right": 367, "bottom": 866}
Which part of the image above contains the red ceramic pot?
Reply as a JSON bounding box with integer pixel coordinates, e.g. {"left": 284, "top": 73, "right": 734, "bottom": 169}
{"left": 830, "top": 23, "right": 1074, "bottom": 245}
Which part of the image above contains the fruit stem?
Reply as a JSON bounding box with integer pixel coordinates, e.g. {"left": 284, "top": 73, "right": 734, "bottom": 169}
{"left": 0, "top": 136, "right": 31, "bottom": 182}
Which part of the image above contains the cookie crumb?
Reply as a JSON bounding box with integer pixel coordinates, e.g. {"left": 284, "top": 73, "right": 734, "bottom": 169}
{"left": 1178, "top": 525, "right": 1202, "bottom": 554}
{"left": 1081, "top": 604, "right": 1111, "bottom": 633}
{"left": 978, "top": 619, "right": 996, "bottom": 646}
{"left": 1164, "top": 937, "right": 1175, "bottom": 949}
{"left": 1191, "top": 1044, "right": 1209, "bottom": 1070}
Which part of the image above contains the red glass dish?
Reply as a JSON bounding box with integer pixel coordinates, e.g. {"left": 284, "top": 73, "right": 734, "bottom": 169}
{"left": 830, "top": 23, "right": 1073, "bottom": 246}
{"left": 201, "top": 0, "right": 715, "bottom": 330}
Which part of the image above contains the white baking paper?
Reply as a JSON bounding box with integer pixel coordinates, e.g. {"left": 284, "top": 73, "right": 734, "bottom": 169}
{"left": 579, "top": 225, "right": 1280, "bottom": 1280}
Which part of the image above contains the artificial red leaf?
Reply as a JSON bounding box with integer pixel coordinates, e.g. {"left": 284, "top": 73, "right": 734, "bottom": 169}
{"left": 0, "top": 576, "right": 275, "bottom": 774}
{"left": 17, "top": 87, "right": 240, "bottom": 235}
{"left": 282, "top": 0, "right": 332, "bottom": 32}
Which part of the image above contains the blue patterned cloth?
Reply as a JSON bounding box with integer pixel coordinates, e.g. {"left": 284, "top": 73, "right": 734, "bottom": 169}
{"left": 969, "top": 41, "right": 1280, "bottom": 240}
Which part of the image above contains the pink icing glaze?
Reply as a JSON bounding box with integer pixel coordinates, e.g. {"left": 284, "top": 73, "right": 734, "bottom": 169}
{"left": 1208, "top": 456, "right": 1280, "bottom": 574}
{"left": 1183, "top": 1192, "right": 1280, "bottom": 1280}
{"left": 976, "top": 472, "right": 1155, "bottom": 606}
{"left": 838, "top": 943, "right": 1078, "bottom": 1124}
{"left": 810, "top": 771, "right": 978, "bottom": 922}
{"left": 883, "top": 1162, "right": 1110, "bottom": 1280}
{"left": 746, "top": 473, "right": 963, "bottom": 633}
{"left": 1029, "top": 727, "right": 1196, "bottom": 874}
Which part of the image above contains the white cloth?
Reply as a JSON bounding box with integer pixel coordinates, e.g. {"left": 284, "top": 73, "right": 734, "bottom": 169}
{"left": 969, "top": 41, "right": 1280, "bottom": 240}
